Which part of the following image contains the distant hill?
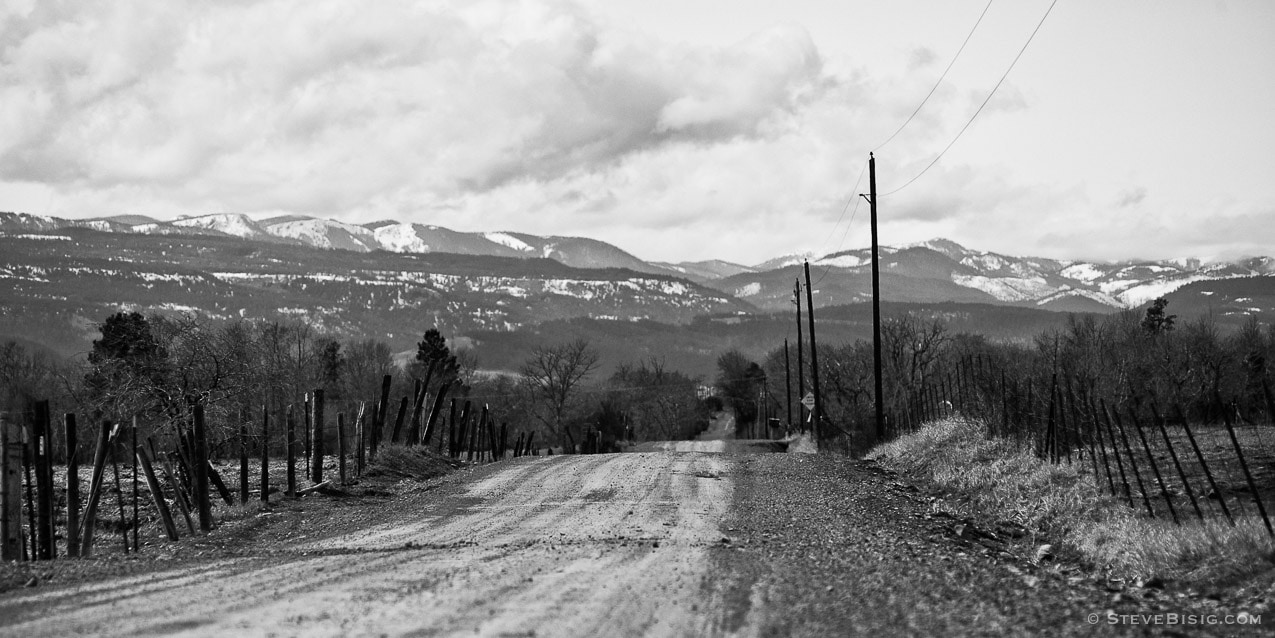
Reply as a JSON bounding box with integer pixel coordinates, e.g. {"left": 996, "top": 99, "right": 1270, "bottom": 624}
{"left": 0, "top": 226, "right": 750, "bottom": 359}
{"left": 713, "top": 239, "right": 1275, "bottom": 314}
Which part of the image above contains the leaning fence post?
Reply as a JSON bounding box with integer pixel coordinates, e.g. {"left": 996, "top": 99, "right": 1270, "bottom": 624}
{"left": 79, "top": 420, "right": 111, "bottom": 557}
{"left": 1128, "top": 406, "right": 1179, "bottom": 525}
{"left": 65, "top": 413, "right": 81, "bottom": 557}
{"left": 1101, "top": 401, "right": 1135, "bottom": 508}
{"left": 1220, "top": 398, "right": 1274, "bottom": 538}
{"left": 1175, "top": 403, "right": 1231, "bottom": 525}
{"left": 1111, "top": 407, "right": 1156, "bottom": 518}
{"left": 136, "top": 446, "right": 179, "bottom": 541}
{"left": 390, "top": 396, "right": 409, "bottom": 445}
{"left": 1089, "top": 397, "right": 1117, "bottom": 496}
{"left": 1151, "top": 401, "right": 1203, "bottom": 522}
{"left": 153, "top": 440, "right": 195, "bottom": 535}
{"left": 421, "top": 383, "right": 448, "bottom": 447}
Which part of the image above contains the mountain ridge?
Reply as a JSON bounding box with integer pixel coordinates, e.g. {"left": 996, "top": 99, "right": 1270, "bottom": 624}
{"left": 3, "top": 211, "right": 1273, "bottom": 313}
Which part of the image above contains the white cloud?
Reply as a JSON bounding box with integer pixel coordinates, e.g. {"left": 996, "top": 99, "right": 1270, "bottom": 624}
{"left": 3, "top": 1, "right": 1267, "bottom": 265}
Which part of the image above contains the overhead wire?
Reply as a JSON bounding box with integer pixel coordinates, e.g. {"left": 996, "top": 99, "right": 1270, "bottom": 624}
{"left": 808, "top": 0, "right": 995, "bottom": 283}
{"left": 881, "top": 0, "right": 1060, "bottom": 197}
{"left": 813, "top": 162, "right": 868, "bottom": 287}
{"left": 872, "top": 0, "right": 996, "bottom": 153}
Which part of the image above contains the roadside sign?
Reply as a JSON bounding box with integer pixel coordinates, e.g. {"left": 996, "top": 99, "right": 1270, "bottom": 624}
{"left": 801, "top": 393, "right": 815, "bottom": 410}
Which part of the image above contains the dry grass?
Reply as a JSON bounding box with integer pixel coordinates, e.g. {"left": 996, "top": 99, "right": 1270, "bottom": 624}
{"left": 868, "top": 417, "right": 1275, "bottom": 587}
{"left": 365, "top": 444, "right": 463, "bottom": 480}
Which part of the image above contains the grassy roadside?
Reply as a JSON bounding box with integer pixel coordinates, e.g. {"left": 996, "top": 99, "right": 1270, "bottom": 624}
{"left": 865, "top": 417, "right": 1275, "bottom": 592}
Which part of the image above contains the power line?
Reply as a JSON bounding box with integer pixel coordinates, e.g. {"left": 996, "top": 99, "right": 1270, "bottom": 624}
{"left": 814, "top": 167, "right": 868, "bottom": 287}
{"left": 814, "top": 159, "right": 868, "bottom": 262}
{"left": 882, "top": 0, "right": 1060, "bottom": 197}
{"left": 872, "top": 0, "right": 996, "bottom": 152}
{"left": 812, "top": 0, "right": 994, "bottom": 279}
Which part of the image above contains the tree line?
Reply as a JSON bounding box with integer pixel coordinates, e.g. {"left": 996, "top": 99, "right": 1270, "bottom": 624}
{"left": 1, "top": 311, "right": 714, "bottom": 457}
{"left": 727, "top": 298, "right": 1275, "bottom": 449}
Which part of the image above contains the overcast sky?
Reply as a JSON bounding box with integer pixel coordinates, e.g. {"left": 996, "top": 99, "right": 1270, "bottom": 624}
{"left": 2, "top": 1, "right": 1272, "bottom": 265}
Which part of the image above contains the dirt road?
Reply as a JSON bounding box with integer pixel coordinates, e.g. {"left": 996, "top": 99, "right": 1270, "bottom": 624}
{"left": 1, "top": 451, "right": 752, "bottom": 637}
{"left": 1, "top": 435, "right": 1260, "bottom": 636}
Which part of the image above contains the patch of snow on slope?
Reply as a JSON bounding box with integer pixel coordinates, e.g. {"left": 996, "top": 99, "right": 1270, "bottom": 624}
{"left": 1115, "top": 275, "right": 1212, "bottom": 307}
{"left": 1099, "top": 279, "right": 1139, "bottom": 295}
{"left": 172, "top": 214, "right": 259, "bottom": 238}
{"left": 268, "top": 219, "right": 374, "bottom": 249}
{"left": 485, "top": 232, "right": 534, "bottom": 252}
{"left": 1035, "top": 288, "right": 1123, "bottom": 308}
{"left": 961, "top": 254, "right": 1005, "bottom": 271}
{"left": 735, "top": 282, "right": 761, "bottom": 297}
{"left": 816, "top": 254, "right": 867, "bottom": 268}
{"left": 952, "top": 274, "right": 1064, "bottom": 302}
{"left": 1060, "top": 263, "right": 1105, "bottom": 283}
{"left": 373, "top": 224, "right": 431, "bottom": 253}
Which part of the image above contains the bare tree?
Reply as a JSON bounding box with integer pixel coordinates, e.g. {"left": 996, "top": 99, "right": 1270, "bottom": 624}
{"left": 520, "top": 339, "right": 600, "bottom": 450}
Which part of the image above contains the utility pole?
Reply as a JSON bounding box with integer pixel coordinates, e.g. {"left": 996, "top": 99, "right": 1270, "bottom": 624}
{"left": 865, "top": 152, "right": 885, "bottom": 443}
{"left": 803, "top": 261, "right": 822, "bottom": 442}
{"left": 784, "top": 339, "right": 792, "bottom": 434}
{"left": 794, "top": 280, "right": 805, "bottom": 432}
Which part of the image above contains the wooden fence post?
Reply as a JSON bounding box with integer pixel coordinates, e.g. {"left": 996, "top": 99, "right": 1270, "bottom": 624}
{"left": 354, "top": 402, "right": 366, "bottom": 477}
{"left": 372, "top": 375, "right": 392, "bottom": 460}
{"left": 192, "top": 404, "right": 212, "bottom": 533}
{"left": 1151, "top": 402, "right": 1204, "bottom": 522}
{"left": 131, "top": 416, "right": 139, "bottom": 553}
{"left": 311, "top": 389, "right": 324, "bottom": 484}
{"left": 153, "top": 441, "right": 195, "bottom": 535}
{"left": 337, "top": 412, "right": 347, "bottom": 486}
{"left": 1100, "top": 402, "right": 1135, "bottom": 509}
{"left": 79, "top": 420, "right": 111, "bottom": 557}
{"left": 1111, "top": 408, "right": 1156, "bottom": 518}
{"left": 136, "top": 446, "right": 179, "bottom": 541}
{"left": 33, "top": 401, "right": 54, "bottom": 559}
{"left": 391, "top": 397, "right": 409, "bottom": 446}
{"left": 65, "top": 413, "right": 80, "bottom": 558}
{"left": 261, "top": 405, "right": 270, "bottom": 503}
{"left": 1175, "top": 404, "right": 1234, "bottom": 525}
{"left": 109, "top": 425, "right": 129, "bottom": 553}
{"left": 303, "top": 393, "right": 312, "bottom": 473}
{"left": 1220, "top": 400, "right": 1274, "bottom": 537}
{"left": 239, "top": 410, "right": 250, "bottom": 504}
{"left": 1128, "top": 406, "right": 1179, "bottom": 525}
{"left": 286, "top": 404, "right": 296, "bottom": 497}
{"left": 1, "top": 415, "right": 23, "bottom": 560}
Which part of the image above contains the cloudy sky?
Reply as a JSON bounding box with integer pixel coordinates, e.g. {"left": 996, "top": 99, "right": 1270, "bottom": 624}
{"left": 2, "top": 0, "right": 1272, "bottom": 265}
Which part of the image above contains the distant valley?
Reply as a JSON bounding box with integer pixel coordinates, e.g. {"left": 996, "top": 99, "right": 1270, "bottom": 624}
{"left": 2, "top": 211, "right": 1273, "bottom": 379}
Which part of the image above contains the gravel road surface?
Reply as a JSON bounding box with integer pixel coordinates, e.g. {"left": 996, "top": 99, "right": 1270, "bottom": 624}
{"left": 0, "top": 439, "right": 1263, "bottom": 636}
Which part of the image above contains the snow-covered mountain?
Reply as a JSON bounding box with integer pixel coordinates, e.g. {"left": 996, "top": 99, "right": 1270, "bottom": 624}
{"left": 716, "top": 238, "right": 1275, "bottom": 312}
{"left": 2, "top": 212, "right": 1271, "bottom": 314}
{"left": 3, "top": 212, "right": 683, "bottom": 277}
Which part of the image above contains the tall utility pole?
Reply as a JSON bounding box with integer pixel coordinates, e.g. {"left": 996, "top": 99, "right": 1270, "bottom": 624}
{"left": 784, "top": 339, "right": 792, "bottom": 433}
{"left": 803, "top": 261, "right": 822, "bottom": 441}
{"left": 868, "top": 152, "right": 885, "bottom": 442}
{"left": 794, "top": 280, "right": 805, "bottom": 432}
